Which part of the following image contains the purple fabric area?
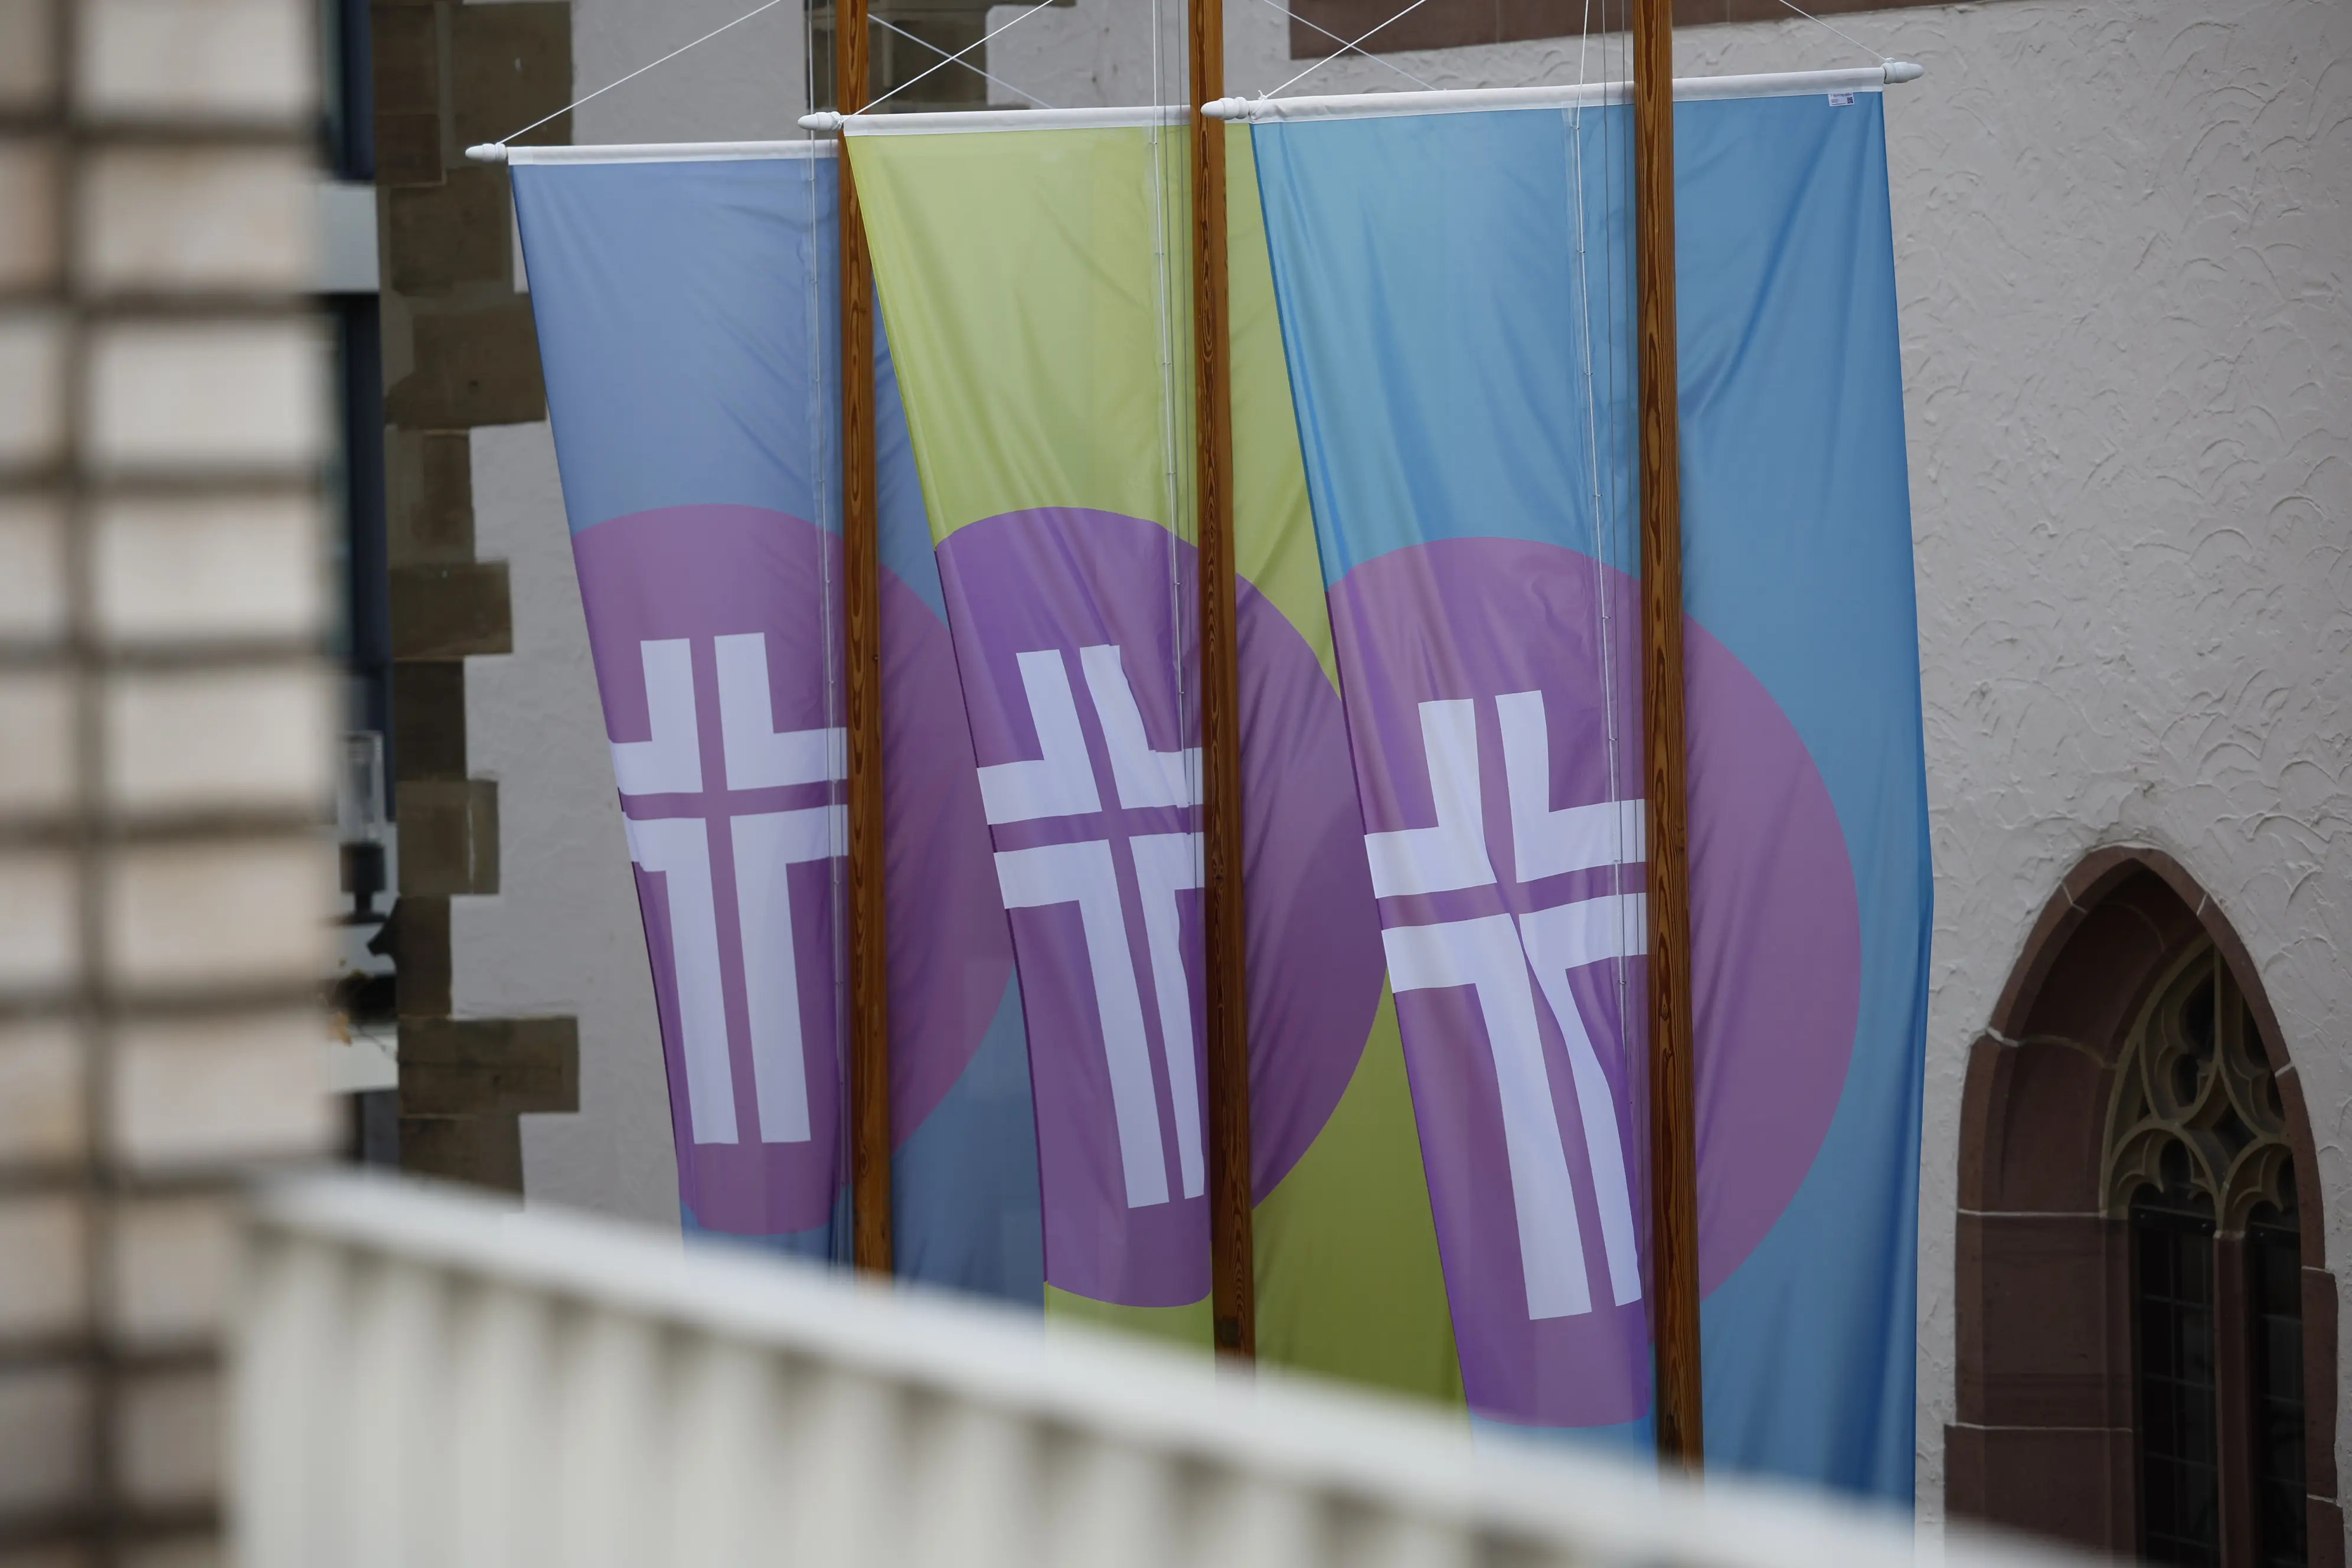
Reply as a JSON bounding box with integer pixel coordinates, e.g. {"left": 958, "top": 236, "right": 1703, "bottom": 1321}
{"left": 1327, "top": 537, "right": 1857, "bottom": 1426}
{"left": 574, "top": 505, "right": 1012, "bottom": 1236}
{"left": 936, "top": 509, "right": 1381, "bottom": 1308}
{"left": 878, "top": 550, "right": 1021, "bottom": 1146}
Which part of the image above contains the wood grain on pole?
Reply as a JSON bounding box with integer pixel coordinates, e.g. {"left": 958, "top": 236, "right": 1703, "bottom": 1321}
{"left": 1632, "top": 0, "right": 1703, "bottom": 1467}
{"left": 1190, "top": 0, "right": 1255, "bottom": 1360}
{"left": 837, "top": 0, "right": 893, "bottom": 1278}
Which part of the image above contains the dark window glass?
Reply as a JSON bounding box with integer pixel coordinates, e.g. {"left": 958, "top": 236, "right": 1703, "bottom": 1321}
{"left": 805, "top": 1, "right": 1029, "bottom": 116}
{"left": 319, "top": 0, "right": 374, "bottom": 179}
{"left": 2180, "top": 974, "right": 2217, "bottom": 1054}
{"left": 2113, "top": 953, "right": 2313, "bottom": 1566}
{"left": 328, "top": 296, "right": 390, "bottom": 753}
{"left": 2250, "top": 1193, "right": 2306, "bottom": 1566}
{"left": 2137, "top": 1151, "right": 2220, "bottom": 1566}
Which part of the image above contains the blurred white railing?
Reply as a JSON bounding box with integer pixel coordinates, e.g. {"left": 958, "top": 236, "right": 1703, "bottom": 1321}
{"left": 233, "top": 1172, "right": 2060, "bottom": 1568}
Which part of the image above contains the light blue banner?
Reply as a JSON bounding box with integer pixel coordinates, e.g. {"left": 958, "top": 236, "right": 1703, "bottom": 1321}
{"left": 1253, "top": 92, "right": 1928, "bottom": 1501}
{"left": 512, "top": 150, "right": 1042, "bottom": 1302}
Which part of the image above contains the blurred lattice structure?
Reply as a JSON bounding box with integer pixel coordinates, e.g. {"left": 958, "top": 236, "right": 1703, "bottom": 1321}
{"left": 0, "top": 0, "right": 338, "bottom": 1556}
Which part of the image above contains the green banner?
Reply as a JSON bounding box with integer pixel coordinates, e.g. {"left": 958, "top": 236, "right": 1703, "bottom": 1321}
{"left": 852, "top": 117, "right": 1458, "bottom": 1404}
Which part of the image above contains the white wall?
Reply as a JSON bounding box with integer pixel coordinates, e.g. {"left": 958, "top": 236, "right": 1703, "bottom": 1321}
{"left": 458, "top": 423, "right": 681, "bottom": 1227}
{"left": 1688, "top": 0, "right": 2350, "bottom": 1519}
{"left": 456, "top": 0, "right": 2352, "bottom": 1518}
{"left": 1841, "top": 0, "right": 2351, "bottom": 1517}
{"left": 996, "top": 0, "right": 2352, "bottom": 1520}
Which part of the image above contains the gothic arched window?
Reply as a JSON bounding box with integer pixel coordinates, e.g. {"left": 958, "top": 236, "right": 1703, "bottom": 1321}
{"left": 2106, "top": 949, "right": 2305, "bottom": 1566}
{"left": 1949, "top": 850, "right": 2337, "bottom": 1564}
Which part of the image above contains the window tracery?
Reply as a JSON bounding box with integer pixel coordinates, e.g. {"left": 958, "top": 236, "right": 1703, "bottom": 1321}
{"left": 2105, "top": 946, "right": 2297, "bottom": 1229}
{"left": 1952, "top": 851, "right": 2334, "bottom": 1559}
{"left": 2103, "top": 944, "right": 2305, "bottom": 1568}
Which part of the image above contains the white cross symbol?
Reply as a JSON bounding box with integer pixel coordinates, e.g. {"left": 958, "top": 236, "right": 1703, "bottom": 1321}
{"left": 981, "top": 645, "right": 1204, "bottom": 1211}
{"left": 1372, "top": 692, "right": 1648, "bottom": 1321}
{"left": 609, "top": 634, "right": 844, "bottom": 1147}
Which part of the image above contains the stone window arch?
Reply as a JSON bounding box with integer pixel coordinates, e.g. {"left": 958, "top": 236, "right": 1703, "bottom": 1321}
{"left": 1948, "top": 848, "right": 2339, "bottom": 1565}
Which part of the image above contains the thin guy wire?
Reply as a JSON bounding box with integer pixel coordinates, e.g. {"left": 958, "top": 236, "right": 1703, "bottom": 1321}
{"left": 490, "top": 0, "right": 792, "bottom": 144}
{"left": 1564, "top": 6, "right": 1635, "bottom": 1044}
{"left": 1599, "top": 6, "right": 1636, "bottom": 1086}
{"left": 1145, "top": 0, "right": 1191, "bottom": 816}
{"left": 805, "top": 1, "right": 851, "bottom": 1263}
{"left": 856, "top": 1, "right": 1058, "bottom": 117}
{"left": 1175, "top": 1, "right": 1197, "bottom": 827}
{"left": 1172, "top": 0, "right": 1196, "bottom": 818}
{"left": 1770, "top": 0, "right": 1892, "bottom": 63}
{"left": 1256, "top": 0, "right": 1435, "bottom": 93}
{"left": 1263, "top": 0, "right": 1438, "bottom": 99}
{"left": 867, "top": 12, "right": 1054, "bottom": 110}
{"left": 1597, "top": 2, "right": 1636, "bottom": 1044}
{"left": 1600, "top": 0, "right": 1638, "bottom": 1024}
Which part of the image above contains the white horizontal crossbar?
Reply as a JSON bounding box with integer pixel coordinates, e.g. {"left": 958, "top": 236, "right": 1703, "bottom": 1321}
{"left": 468, "top": 139, "right": 834, "bottom": 165}
{"left": 799, "top": 104, "right": 1189, "bottom": 136}
{"left": 1207, "top": 62, "right": 1923, "bottom": 122}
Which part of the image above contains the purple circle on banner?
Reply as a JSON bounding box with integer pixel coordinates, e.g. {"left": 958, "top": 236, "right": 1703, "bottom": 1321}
{"left": 1327, "top": 537, "right": 1858, "bottom": 1427}
{"left": 573, "top": 505, "right": 1011, "bottom": 1237}
{"left": 937, "top": 509, "right": 1382, "bottom": 1308}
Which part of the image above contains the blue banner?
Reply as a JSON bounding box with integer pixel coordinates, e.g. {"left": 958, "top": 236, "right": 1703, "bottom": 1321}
{"left": 1253, "top": 91, "right": 1928, "bottom": 1498}
{"left": 511, "top": 148, "right": 1042, "bottom": 1301}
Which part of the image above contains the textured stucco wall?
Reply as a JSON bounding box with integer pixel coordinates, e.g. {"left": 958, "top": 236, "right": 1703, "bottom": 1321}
{"left": 994, "top": 0, "right": 2352, "bottom": 1520}
{"left": 450, "top": 2, "right": 814, "bottom": 1229}
{"left": 1672, "top": 0, "right": 2350, "bottom": 1520}
{"left": 458, "top": 422, "right": 680, "bottom": 1226}
{"left": 1835, "top": 0, "right": 2349, "bottom": 1518}
{"left": 452, "top": 0, "right": 2351, "bottom": 1518}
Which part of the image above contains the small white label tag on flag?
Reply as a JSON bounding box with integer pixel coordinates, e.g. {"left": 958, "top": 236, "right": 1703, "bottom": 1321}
{"left": 1827, "top": 92, "right": 1856, "bottom": 106}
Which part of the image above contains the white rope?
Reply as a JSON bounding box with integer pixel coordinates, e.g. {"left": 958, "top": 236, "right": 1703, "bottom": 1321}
{"left": 486, "top": 0, "right": 792, "bottom": 148}
{"left": 1262, "top": 0, "right": 1439, "bottom": 100}
{"left": 1565, "top": 0, "right": 1635, "bottom": 1050}
{"left": 797, "top": 0, "right": 850, "bottom": 1267}
{"left": 868, "top": 12, "right": 1053, "bottom": 111}
{"left": 857, "top": 1, "right": 1059, "bottom": 117}
{"left": 1148, "top": 0, "right": 1190, "bottom": 806}
{"left": 1256, "top": 0, "right": 1434, "bottom": 94}
{"left": 1770, "top": 0, "right": 1893, "bottom": 64}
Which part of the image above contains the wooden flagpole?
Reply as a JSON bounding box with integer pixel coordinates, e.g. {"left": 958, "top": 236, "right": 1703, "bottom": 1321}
{"left": 1632, "top": 0, "right": 1703, "bottom": 1468}
{"left": 1190, "top": 0, "right": 1255, "bottom": 1360}
{"left": 837, "top": 0, "right": 893, "bottom": 1277}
